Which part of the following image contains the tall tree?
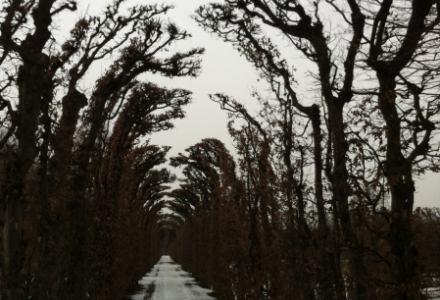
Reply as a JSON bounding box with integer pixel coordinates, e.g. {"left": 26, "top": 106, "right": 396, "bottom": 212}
{"left": 0, "top": 1, "right": 203, "bottom": 299}
{"left": 195, "top": 0, "right": 440, "bottom": 298}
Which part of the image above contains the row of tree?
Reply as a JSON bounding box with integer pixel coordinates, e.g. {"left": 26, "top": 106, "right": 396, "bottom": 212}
{"left": 169, "top": 151, "right": 440, "bottom": 300}
{"left": 0, "top": 1, "right": 202, "bottom": 299}
{"left": 165, "top": 0, "right": 440, "bottom": 299}
{"left": 167, "top": 137, "right": 440, "bottom": 299}
{"left": 1, "top": 0, "right": 440, "bottom": 299}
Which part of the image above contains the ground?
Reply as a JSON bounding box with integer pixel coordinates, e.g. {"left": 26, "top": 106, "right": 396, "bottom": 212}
{"left": 127, "top": 256, "right": 216, "bottom": 300}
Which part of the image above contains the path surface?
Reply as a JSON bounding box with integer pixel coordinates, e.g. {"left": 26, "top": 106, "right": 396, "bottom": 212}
{"left": 127, "top": 256, "right": 216, "bottom": 300}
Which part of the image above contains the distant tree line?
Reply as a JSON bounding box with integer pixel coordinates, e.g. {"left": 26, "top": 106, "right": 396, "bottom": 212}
{"left": 0, "top": 1, "right": 203, "bottom": 299}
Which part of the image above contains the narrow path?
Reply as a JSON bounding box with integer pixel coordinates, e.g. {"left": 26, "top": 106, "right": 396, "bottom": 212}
{"left": 127, "top": 256, "right": 216, "bottom": 300}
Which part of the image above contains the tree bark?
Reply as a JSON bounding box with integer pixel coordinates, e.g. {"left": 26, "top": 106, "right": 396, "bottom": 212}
{"left": 329, "top": 99, "right": 368, "bottom": 300}
{"left": 378, "top": 75, "right": 421, "bottom": 299}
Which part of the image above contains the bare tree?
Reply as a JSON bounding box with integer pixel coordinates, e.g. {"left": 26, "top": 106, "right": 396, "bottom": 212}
{"left": 0, "top": 1, "right": 203, "bottom": 299}
{"left": 194, "top": 0, "right": 440, "bottom": 299}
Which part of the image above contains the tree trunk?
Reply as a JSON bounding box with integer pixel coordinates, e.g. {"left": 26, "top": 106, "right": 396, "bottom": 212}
{"left": 309, "top": 107, "right": 346, "bottom": 299}
{"left": 2, "top": 54, "right": 50, "bottom": 300}
{"left": 3, "top": 188, "right": 24, "bottom": 300}
{"left": 329, "top": 100, "right": 367, "bottom": 300}
{"left": 378, "top": 76, "right": 421, "bottom": 299}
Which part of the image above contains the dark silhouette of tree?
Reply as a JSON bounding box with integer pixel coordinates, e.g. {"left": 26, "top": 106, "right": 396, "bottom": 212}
{"left": 0, "top": 1, "right": 203, "bottom": 299}
{"left": 2, "top": 0, "right": 440, "bottom": 299}
{"left": 164, "top": 1, "right": 440, "bottom": 299}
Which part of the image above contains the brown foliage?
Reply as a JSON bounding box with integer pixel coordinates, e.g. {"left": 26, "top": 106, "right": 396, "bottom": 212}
{"left": 165, "top": 1, "right": 440, "bottom": 299}
{"left": 0, "top": 1, "right": 202, "bottom": 299}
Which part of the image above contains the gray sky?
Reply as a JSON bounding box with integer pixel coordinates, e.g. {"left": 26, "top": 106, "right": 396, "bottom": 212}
{"left": 59, "top": 0, "right": 440, "bottom": 208}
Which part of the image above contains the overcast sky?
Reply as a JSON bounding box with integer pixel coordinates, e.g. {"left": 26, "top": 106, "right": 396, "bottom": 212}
{"left": 58, "top": 0, "right": 440, "bottom": 208}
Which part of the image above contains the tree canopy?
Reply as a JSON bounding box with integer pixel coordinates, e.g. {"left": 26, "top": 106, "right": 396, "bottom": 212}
{"left": 1, "top": 1, "right": 440, "bottom": 300}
